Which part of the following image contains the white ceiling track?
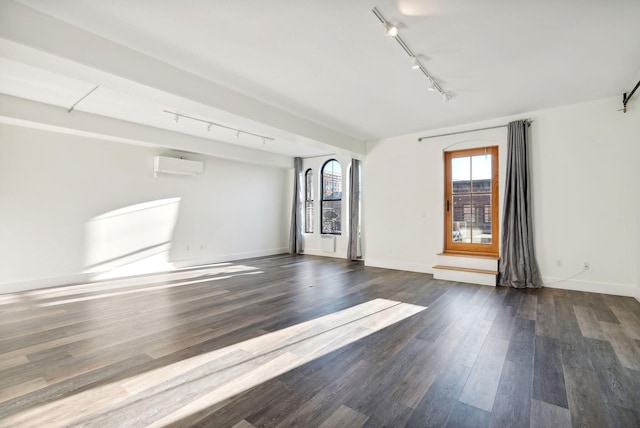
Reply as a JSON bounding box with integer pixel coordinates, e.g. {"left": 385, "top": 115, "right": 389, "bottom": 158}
{"left": 163, "top": 110, "right": 275, "bottom": 144}
{"left": 372, "top": 7, "right": 449, "bottom": 101}
{"left": 67, "top": 85, "right": 100, "bottom": 113}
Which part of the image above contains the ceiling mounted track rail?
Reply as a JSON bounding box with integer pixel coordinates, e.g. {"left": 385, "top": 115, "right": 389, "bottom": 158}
{"left": 67, "top": 85, "right": 99, "bottom": 113}
{"left": 163, "top": 110, "right": 274, "bottom": 144}
{"left": 372, "top": 6, "right": 449, "bottom": 101}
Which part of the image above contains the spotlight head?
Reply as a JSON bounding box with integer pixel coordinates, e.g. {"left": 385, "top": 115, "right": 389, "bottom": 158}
{"left": 385, "top": 25, "right": 398, "bottom": 37}
{"left": 411, "top": 57, "right": 420, "bottom": 70}
{"left": 172, "top": 114, "right": 179, "bottom": 123}
{"left": 442, "top": 92, "right": 450, "bottom": 102}
{"left": 427, "top": 78, "right": 436, "bottom": 91}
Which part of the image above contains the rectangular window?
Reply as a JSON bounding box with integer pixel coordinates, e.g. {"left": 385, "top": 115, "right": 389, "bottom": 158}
{"left": 444, "top": 146, "right": 498, "bottom": 255}
{"left": 304, "top": 169, "right": 314, "bottom": 233}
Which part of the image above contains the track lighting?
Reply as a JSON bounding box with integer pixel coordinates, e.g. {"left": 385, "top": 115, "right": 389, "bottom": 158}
{"left": 164, "top": 110, "right": 274, "bottom": 143}
{"left": 372, "top": 6, "right": 451, "bottom": 101}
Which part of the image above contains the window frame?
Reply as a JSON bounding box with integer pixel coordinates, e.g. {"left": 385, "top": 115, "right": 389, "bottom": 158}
{"left": 321, "top": 159, "right": 342, "bottom": 235}
{"left": 444, "top": 146, "right": 499, "bottom": 256}
{"left": 304, "top": 168, "right": 314, "bottom": 234}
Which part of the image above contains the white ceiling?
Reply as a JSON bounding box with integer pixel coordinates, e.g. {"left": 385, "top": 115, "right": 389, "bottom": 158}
{"left": 1, "top": 0, "right": 639, "bottom": 159}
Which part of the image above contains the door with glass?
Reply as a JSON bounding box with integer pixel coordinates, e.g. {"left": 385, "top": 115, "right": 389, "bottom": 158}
{"left": 444, "top": 146, "right": 499, "bottom": 256}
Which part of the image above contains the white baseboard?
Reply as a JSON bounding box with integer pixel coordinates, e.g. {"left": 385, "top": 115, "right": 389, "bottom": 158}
{"left": 363, "top": 261, "right": 638, "bottom": 299}
{"left": 1, "top": 272, "right": 92, "bottom": 294}
{"left": 0, "top": 248, "right": 289, "bottom": 294}
{"left": 172, "top": 248, "right": 288, "bottom": 268}
{"left": 302, "top": 248, "right": 348, "bottom": 259}
{"left": 364, "top": 259, "right": 433, "bottom": 274}
{"left": 542, "top": 276, "right": 636, "bottom": 298}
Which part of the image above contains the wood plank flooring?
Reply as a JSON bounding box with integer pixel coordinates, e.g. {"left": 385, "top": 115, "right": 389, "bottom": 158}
{"left": 1, "top": 255, "right": 639, "bottom": 427}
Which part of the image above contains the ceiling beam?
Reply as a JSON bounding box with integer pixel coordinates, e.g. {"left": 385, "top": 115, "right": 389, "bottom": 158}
{"left": 0, "top": 94, "right": 294, "bottom": 168}
{"left": 0, "top": 1, "right": 366, "bottom": 156}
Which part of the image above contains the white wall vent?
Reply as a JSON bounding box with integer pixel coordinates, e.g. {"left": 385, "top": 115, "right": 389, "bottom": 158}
{"left": 154, "top": 156, "right": 203, "bottom": 177}
{"left": 321, "top": 235, "right": 336, "bottom": 253}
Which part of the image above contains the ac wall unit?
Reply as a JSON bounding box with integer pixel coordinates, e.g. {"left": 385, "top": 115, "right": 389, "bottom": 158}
{"left": 154, "top": 156, "right": 203, "bottom": 177}
{"left": 321, "top": 235, "right": 336, "bottom": 253}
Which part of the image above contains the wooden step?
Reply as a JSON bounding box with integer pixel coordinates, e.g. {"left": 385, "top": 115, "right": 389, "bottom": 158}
{"left": 432, "top": 265, "right": 498, "bottom": 286}
{"left": 436, "top": 252, "right": 499, "bottom": 260}
{"left": 434, "top": 254, "right": 498, "bottom": 271}
{"left": 432, "top": 265, "right": 498, "bottom": 275}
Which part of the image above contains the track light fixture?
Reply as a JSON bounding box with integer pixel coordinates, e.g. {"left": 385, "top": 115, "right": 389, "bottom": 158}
{"left": 164, "top": 110, "right": 274, "bottom": 143}
{"left": 372, "top": 6, "right": 450, "bottom": 101}
{"left": 385, "top": 25, "right": 398, "bottom": 37}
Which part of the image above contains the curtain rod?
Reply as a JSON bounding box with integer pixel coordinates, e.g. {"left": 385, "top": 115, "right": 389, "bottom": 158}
{"left": 622, "top": 79, "right": 640, "bottom": 113}
{"left": 417, "top": 120, "right": 532, "bottom": 141}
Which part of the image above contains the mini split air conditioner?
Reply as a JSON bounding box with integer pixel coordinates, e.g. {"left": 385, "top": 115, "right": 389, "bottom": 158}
{"left": 154, "top": 156, "right": 203, "bottom": 177}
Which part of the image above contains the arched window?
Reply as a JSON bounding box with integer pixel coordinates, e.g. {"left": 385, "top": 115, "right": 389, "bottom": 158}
{"left": 321, "top": 159, "right": 342, "bottom": 234}
{"left": 304, "top": 169, "right": 314, "bottom": 233}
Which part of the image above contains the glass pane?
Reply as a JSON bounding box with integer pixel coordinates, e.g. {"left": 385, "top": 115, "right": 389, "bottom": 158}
{"left": 305, "top": 170, "right": 313, "bottom": 200}
{"left": 452, "top": 157, "right": 470, "bottom": 194}
{"left": 305, "top": 201, "right": 313, "bottom": 233}
{"left": 471, "top": 155, "right": 491, "bottom": 192}
{"left": 322, "top": 160, "right": 342, "bottom": 200}
{"left": 452, "top": 193, "right": 471, "bottom": 243}
{"left": 471, "top": 194, "right": 492, "bottom": 244}
{"left": 322, "top": 200, "right": 341, "bottom": 234}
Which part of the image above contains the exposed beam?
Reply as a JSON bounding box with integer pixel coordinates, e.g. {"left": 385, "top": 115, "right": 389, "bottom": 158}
{"left": 0, "top": 94, "right": 294, "bottom": 168}
{"left": 0, "top": 1, "right": 366, "bottom": 156}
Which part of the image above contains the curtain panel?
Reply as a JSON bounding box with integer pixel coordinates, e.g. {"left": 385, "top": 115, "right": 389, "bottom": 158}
{"left": 499, "top": 120, "right": 542, "bottom": 288}
{"left": 347, "top": 159, "right": 362, "bottom": 261}
{"left": 289, "top": 157, "right": 303, "bottom": 254}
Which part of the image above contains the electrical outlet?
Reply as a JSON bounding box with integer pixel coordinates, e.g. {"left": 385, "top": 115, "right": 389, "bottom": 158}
{"left": 583, "top": 261, "right": 590, "bottom": 269}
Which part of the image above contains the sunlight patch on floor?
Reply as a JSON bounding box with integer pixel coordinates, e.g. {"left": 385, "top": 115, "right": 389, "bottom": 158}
{"left": 2, "top": 298, "right": 427, "bottom": 427}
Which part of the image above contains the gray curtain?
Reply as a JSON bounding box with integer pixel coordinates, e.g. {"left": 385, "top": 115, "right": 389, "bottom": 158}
{"left": 347, "top": 159, "right": 362, "bottom": 261}
{"left": 499, "top": 120, "right": 542, "bottom": 288}
{"left": 289, "top": 157, "right": 303, "bottom": 254}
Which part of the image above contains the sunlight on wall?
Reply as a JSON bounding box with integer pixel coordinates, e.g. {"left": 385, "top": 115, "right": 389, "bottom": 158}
{"left": 83, "top": 198, "right": 181, "bottom": 280}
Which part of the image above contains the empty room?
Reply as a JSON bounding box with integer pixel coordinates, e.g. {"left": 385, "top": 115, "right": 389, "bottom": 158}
{"left": 1, "top": 1, "right": 639, "bottom": 427}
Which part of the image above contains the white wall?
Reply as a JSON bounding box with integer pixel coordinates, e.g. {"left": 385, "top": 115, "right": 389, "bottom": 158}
{"left": 364, "top": 96, "right": 640, "bottom": 297}
{"left": 301, "top": 155, "right": 352, "bottom": 259}
{"left": 365, "top": 126, "right": 508, "bottom": 273}
{"left": 0, "top": 124, "right": 291, "bottom": 292}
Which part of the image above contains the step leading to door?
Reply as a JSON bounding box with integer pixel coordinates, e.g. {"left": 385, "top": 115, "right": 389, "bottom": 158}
{"left": 433, "top": 253, "right": 499, "bottom": 286}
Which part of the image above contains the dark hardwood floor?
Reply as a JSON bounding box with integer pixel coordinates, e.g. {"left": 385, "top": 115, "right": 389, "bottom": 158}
{"left": 1, "top": 255, "right": 639, "bottom": 427}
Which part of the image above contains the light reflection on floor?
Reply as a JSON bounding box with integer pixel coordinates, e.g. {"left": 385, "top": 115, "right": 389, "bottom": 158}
{"left": 2, "top": 298, "right": 427, "bottom": 427}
